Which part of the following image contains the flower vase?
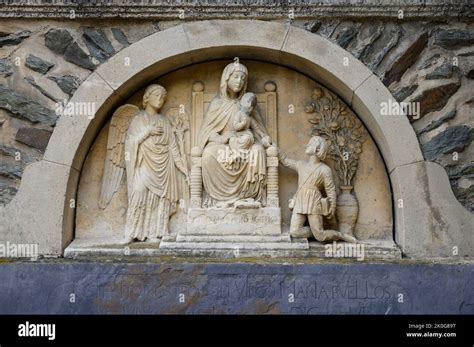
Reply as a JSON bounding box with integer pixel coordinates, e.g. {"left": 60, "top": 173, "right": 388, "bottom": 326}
{"left": 336, "top": 185, "right": 359, "bottom": 236}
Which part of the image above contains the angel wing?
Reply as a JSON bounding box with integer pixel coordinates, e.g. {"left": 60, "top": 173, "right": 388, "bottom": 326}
{"left": 98, "top": 104, "right": 139, "bottom": 209}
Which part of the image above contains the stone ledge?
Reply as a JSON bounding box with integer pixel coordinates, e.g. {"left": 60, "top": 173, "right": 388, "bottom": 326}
{"left": 0, "top": 0, "right": 472, "bottom": 19}
{"left": 64, "top": 238, "right": 401, "bottom": 260}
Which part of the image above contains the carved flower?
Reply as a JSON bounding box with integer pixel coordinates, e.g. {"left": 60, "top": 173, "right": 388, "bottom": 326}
{"left": 330, "top": 121, "right": 340, "bottom": 131}
{"left": 337, "top": 137, "right": 345, "bottom": 147}
{"left": 312, "top": 88, "right": 323, "bottom": 100}
{"left": 351, "top": 130, "right": 360, "bottom": 139}
{"left": 344, "top": 118, "right": 354, "bottom": 128}
{"left": 305, "top": 102, "right": 315, "bottom": 113}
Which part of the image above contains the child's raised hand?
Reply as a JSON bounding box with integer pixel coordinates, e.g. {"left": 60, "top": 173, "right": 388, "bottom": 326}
{"left": 261, "top": 135, "right": 272, "bottom": 148}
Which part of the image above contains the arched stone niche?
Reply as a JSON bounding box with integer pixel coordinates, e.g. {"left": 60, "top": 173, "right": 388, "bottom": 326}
{"left": 75, "top": 60, "right": 393, "bottom": 245}
{"left": 0, "top": 20, "right": 471, "bottom": 258}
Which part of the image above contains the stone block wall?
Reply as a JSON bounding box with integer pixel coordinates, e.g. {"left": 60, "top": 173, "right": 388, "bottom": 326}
{"left": 0, "top": 0, "right": 472, "bottom": 212}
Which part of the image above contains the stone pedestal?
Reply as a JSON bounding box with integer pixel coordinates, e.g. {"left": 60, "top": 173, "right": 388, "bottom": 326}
{"left": 159, "top": 207, "right": 309, "bottom": 251}
{"left": 185, "top": 207, "right": 282, "bottom": 235}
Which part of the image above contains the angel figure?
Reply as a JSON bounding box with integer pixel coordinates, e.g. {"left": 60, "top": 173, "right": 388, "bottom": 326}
{"left": 99, "top": 84, "right": 189, "bottom": 244}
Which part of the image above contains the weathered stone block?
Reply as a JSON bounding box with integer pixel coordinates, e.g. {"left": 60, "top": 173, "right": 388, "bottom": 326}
{"left": 15, "top": 127, "right": 52, "bottom": 151}
{"left": 417, "top": 110, "right": 456, "bottom": 136}
{"left": 425, "top": 60, "right": 454, "bottom": 80}
{"left": 0, "top": 182, "right": 17, "bottom": 206}
{"left": 83, "top": 27, "right": 115, "bottom": 62}
{"left": 44, "top": 28, "right": 73, "bottom": 54}
{"left": 0, "top": 30, "right": 30, "bottom": 47}
{"left": 44, "top": 28, "right": 95, "bottom": 71}
{"left": 393, "top": 84, "right": 418, "bottom": 102}
{"left": 382, "top": 32, "right": 428, "bottom": 86}
{"left": 422, "top": 125, "right": 473, "bottom": 161}
{"left": 0, "top": 85, "right": 58, "bottom": 125}
{"left": 25, "top": 54, "right": 54, "bottom": 75}
{"left": 411, "top": 82, "right": 461, "bottom": 120}
{"left": 0, "top": 58, "right": 13, "bottom": 77}
{"left": 433, "top": 29, "right": 474, "bottom": 50}
{"left": 48, "top": 75, "right": 81, "bottom": 96}
{"left": 63, "top": 42, "right": 95, "bottom": 71}
{"left": 111, "top": 28, "right": 130, "bottom": 46}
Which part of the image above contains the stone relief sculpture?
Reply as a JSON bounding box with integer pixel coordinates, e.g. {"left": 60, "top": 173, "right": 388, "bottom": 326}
{"left": 278, "top": 136, "right": 357, "bottom": 243}
{"left": 99, "top": 84, "right": 189, "bottom": 244}
{"left": 305, "top": 88, "right": 367, "bottom": 237}
{"left": 196, "top": 62, "right": 272, "bottom": 209}
{"left": 93, "top": 61, "right": 370, "bottom": 252}
{"left": 72, "top": 59, "right": 398, "bottom": 256}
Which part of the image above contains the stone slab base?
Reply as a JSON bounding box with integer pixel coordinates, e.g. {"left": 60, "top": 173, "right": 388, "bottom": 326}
{"left": 160, "top": 229, "right": 309, "bottom": 250}
{"left": 160, "top": 237, "right": 309, "bottom": 250}
{"left": 65, "top": 239, "right": 401, "bottom": 260}
{"left": 185, "top": 207, "right": 282, "bottom": 235}
{"left": 0, "top": 261, "right": 472, "bottom": 314}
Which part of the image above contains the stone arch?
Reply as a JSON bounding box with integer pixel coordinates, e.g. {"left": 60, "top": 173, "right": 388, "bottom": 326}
{"left": 1, "top": 20, "right": 471, "bottom": 257}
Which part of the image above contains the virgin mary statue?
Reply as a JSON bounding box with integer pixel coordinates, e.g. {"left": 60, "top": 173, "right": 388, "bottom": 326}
{"left": 198, "top": 62, "right": 271, "bottom": 207}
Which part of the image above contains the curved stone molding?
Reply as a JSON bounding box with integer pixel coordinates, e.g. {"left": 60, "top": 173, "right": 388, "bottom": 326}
{"left": 352, "top": 74, "right": 424, "bottom": 173}
{"left": 1, "top": 20, "right": 472, "bottom": 257}
{"left": 45, "top": 72, "right": 125, "bottom": 171}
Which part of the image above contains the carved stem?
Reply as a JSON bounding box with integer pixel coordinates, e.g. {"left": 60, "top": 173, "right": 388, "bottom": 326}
{"left": 266, "top": 147, "right": 279, "bottom": 207}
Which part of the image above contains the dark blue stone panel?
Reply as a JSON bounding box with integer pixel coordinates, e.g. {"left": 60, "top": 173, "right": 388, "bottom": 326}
{"left": 0, "top": 262, "right": 472, "bottom": 314}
